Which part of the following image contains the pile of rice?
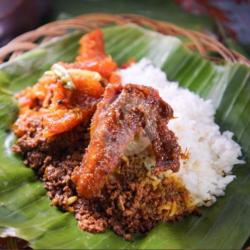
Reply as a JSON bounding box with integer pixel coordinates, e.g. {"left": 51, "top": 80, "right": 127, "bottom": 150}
{"left": 120, "top": 59, "right": 243, "bottom": 207}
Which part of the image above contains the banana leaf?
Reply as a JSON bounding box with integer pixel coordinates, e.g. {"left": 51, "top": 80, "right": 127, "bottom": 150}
{"left": 0, "top": 24, "right": 249, "bottom": 249}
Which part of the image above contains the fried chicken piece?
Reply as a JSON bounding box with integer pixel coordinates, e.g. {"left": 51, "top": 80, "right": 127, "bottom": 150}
{"left": 72, "top": 84, "right": 180, "bottom": 199}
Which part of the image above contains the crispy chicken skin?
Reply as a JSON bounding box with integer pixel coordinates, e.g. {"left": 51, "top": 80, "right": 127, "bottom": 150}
{"left": 72, "top": 83, "right": 181, "bottom": 199}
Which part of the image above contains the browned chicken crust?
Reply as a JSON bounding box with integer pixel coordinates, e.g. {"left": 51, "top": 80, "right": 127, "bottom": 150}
{"left": 72, "top": 84, "right": 181, "bottom": 198}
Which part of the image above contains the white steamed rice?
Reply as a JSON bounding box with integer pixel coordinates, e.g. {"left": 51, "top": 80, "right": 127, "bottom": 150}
{"left": 119, "top": 59, "right": 243, "bottom": 207}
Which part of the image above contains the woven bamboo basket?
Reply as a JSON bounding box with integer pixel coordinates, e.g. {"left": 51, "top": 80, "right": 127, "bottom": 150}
{"left": 0, "top": 13, "right": 249, "bottom": 66}
{"left": 0, "top": 13, "right": 249, "bottom": 250}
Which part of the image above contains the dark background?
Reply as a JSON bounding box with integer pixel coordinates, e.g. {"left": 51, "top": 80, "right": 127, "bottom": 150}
{"left": 1, "top": 0, "right": 250, "bottom": 57}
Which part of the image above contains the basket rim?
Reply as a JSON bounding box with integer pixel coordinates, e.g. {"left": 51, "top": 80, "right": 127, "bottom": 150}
{"left": 0, "top": 13, "right": 249, "bottom": 66}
